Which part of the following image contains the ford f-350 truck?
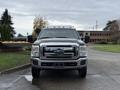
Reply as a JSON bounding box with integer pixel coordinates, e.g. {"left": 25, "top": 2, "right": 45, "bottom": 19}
{"left": 31, "top": 26, "right": 88, "bottom": 78}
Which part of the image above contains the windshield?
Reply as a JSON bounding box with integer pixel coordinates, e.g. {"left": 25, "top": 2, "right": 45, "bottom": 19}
{"left": 38, "top": 28, "right": 80, "bottom": 39}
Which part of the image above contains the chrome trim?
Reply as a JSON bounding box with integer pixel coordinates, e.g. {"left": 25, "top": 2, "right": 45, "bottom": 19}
{"left": 31, "top": 57, "right": 87, "bottom": 69}
{"left": 40, "top": 42, "right": 79, "bottom": 47}
{"left": 40, "top": 43, "right": 79, "bottom": 60}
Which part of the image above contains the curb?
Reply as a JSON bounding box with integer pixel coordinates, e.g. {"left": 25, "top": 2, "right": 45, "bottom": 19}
{"left": 0, "top": 63, "right": 31, "bottom": 75}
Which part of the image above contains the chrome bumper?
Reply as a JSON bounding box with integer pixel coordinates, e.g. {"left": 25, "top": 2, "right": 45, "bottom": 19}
{"left": 31, "top": 57, "right": 88, "bottom": 70}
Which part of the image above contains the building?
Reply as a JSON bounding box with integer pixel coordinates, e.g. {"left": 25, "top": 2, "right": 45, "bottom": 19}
{"left": 78, "top": 20, "right": 120, "bottom": 43}
{"left": 12, "top": 36, "right": 27, "bottom": 41}
{"left": 78, "top": 30, "right": 120, "bottom": 43}
{"left": 78, "top": 31, "right": 112, "bottom": 43}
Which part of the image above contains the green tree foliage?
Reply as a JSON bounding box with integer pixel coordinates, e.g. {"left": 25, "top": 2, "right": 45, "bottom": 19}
{"left": 0, "top": 25, "right": 11, "bottom": 41}
{"left": 32, "top": 17, "right": 48, "bottom": 37}
{"left": 0, "top": 9, "right": 15, "bottom": 41}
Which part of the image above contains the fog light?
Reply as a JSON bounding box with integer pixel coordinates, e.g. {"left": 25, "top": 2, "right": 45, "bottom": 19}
{"left": 33, "top": 60, "right": 38, "bottom": 65}
{"left": 81, "top": 60, "right": 86, "bottom": 65}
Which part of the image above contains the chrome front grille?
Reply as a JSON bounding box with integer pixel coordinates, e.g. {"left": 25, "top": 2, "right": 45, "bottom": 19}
{"left": 41, "top": 45, "right": 78, "bottom": 60}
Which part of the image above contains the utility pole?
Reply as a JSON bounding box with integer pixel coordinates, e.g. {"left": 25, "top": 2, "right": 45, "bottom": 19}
{"left": 93, "top": 26, "right": 94, "bottom": 31}
{"left": 95, "top": 20, "right": 98, "bottom": 31}
{"left": 26, "top": 32, "right": 28, "bottom": 42}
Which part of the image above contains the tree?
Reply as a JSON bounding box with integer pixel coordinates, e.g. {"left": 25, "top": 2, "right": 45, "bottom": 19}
{"left": 17, "top": 33, "right": 24, "bottom": 37}
{"left": 103, "top": 20, "right": 120, "bottom": 43}
{"left": 103, "top": 20, "right": 116, "bottom": 31}
{"left": 0, "top": 24, "right": 11, "bottom": 41}
{"left": 32, "top": 17, "right": 48, "bottom": 37}
{"left": 0, "top": 9, "right": 15, "bottom": 41}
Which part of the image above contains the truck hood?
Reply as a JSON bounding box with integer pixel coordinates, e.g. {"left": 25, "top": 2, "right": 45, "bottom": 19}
{"left": 34, "top": 38, "right": 85, "bottom": 45}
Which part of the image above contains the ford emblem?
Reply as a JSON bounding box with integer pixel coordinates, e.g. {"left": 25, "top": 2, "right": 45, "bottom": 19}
{"left": 54, "top": 48, "right": 64, "bottom": 56}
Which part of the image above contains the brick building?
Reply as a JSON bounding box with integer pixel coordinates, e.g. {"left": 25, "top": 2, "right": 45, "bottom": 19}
{"left": 78, "top": 20, "right": 120, "bottom": 43}
{"left": 78, "top": 31, "right": 112, "bottom": 43}
{"left": 78, "top": 30, "right": 120, "bottom": 43}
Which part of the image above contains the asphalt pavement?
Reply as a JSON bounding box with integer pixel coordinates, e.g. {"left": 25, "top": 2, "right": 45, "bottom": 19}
{"left": 1, "top": 47, "right": 120, "bottom": 90}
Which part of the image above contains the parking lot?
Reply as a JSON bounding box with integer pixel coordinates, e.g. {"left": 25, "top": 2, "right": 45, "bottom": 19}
{"left": 1, "top": 47, "right": 120, "bottom": 90}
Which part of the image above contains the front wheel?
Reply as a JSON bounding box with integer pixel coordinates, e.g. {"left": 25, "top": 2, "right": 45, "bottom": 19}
{"left": 32, "top": 67, "right": 40, "bottom": 78}
{"left": 78, "top": 66, "right": 87, "bottom": 78}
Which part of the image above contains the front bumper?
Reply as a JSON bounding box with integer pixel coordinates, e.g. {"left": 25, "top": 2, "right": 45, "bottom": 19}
{"left": 31, "top": 57, "right": 88, "bottom": 70}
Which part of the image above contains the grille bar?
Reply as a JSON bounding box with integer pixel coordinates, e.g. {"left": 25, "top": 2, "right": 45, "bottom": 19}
{"left": 41, "top": 62, "right": 77, "bottom": 66}
{"left": 41, "top": 45, "right": 78, "bottom": 59}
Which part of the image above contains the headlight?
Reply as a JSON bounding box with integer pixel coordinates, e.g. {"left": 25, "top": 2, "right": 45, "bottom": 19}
{"left": 31, "top": 45, "right": 39, "bottom": 57}
{"left": 79, "top": 45, "right": 87, "bottom": 57}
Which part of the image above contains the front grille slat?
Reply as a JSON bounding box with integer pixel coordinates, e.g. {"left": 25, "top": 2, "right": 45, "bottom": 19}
{"left": 41, "top": 62, "right": 77, "bottom": 66}
{"left": 47, "top": 56, "right": 72, "bottom": 58}
{"left": 41, "top": 45, "right": 78, "bottom": 59}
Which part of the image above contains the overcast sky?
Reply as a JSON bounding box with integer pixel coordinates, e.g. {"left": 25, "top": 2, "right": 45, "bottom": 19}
{"left": 0, "top": 0, "right": 120, "bottom": 35}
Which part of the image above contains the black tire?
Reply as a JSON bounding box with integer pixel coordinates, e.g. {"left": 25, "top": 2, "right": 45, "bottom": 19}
{"left": 78, "top": 66, "right": 87, "bottom": 78}
{"left": 32, "top": 67, "right": 40, "bottom": 78}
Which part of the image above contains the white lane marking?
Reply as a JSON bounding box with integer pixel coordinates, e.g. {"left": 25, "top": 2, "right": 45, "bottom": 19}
{"left": 24, "top": 75, "right": 33, "bottom": 82}
{"left": 91, "top": 74, "right": 102, "bottom": 78}
{"left": 7, "top": 76, "right": 22, "bottom": 88}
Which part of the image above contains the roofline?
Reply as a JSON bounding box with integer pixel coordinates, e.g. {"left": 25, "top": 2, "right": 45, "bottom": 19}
{"left": 77, "top": 30, "right": 106, "bottom": 32}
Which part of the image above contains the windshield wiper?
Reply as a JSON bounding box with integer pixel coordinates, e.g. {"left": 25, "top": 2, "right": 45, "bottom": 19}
{"left": 39, "top": 37, "right": 53, "bottom": 39}
{"left": 39, "top": 37, "right": 69, "bottom": 39}
{"left": 55, "top": 37, "right": 69, "bottom": 38}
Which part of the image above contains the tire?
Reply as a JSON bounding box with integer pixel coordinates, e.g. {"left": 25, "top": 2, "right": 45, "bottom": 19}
{"left": 78, "top": 66, "right": 87, "bottom": 78}
{"left": 32, "top": 67, "right": 40, "bottom": 78}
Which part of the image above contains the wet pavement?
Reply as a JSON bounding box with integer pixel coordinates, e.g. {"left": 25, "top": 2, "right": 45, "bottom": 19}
{"left": 1, "top": 48, "right": 120, "bottom": 90}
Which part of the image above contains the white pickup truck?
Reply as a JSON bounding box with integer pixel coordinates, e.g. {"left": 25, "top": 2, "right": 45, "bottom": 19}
{"left": 31, "top": 26, "right": 88, "bottom": 78}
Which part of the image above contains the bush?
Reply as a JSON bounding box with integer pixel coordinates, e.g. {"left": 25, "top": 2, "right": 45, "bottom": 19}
{"left": 95, "top": 41, "right": 108, "bottom": 44}
{"left": 0, "top": 42, "right": 22, "bottom": 52}
{"left": 24, "top": 47, "right": 31, "bottom": 51}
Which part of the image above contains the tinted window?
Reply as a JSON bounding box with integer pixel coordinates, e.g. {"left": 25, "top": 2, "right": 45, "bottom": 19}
{"left": 38, "top": 28, "right": 80, "bottom": 39}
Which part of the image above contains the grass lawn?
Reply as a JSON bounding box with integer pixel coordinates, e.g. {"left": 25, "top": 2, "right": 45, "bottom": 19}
{"left": 92, "top": 44, "right": 120, "bottom": 53}
{"left": 0, "top": 51, "right": 30, "bottom": 71}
